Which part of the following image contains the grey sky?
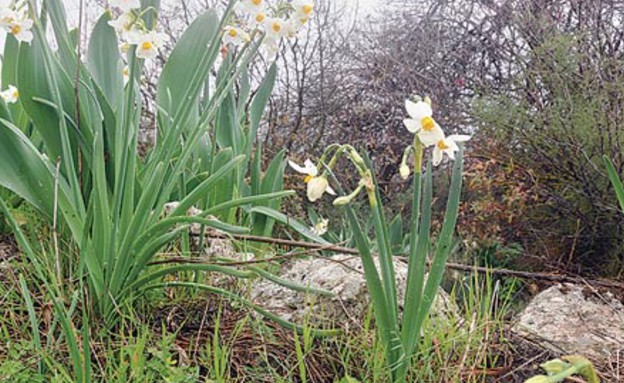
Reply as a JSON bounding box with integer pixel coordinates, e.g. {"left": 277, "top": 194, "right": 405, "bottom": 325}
{"left": 1, "top": 0, "right": 379, "bottom": 52}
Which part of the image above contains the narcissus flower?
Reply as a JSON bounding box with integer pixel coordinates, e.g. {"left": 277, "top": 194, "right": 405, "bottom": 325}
{"left": 288, "top": 159, "right": 336, "bottom": 202}
{"left": 250, "top": 9, "right": 267, "bottom": 26}
{"left": 108, "top": 12, "right": 136, "bottom": 36}
{"left": 292, "top": 0, "right": 314, "bottom": 20}
{"left": 128, "top": 30, "right": 167, "bottom": 59}
{"left": 403, "top": 99, "right": 444, "bottom": 146}
{"left": 310, "top": 218, "right": 328, "bottom": 236}
{"left": 240, "top": 0, "right": 266, "bottom": 13}
{"left": 0, "top": 85, "right": 19, "bottom": 104}
{"left": 263, "top": 17, "right": 286, "bottom": 39}
{"left": 222, "top": 26, "right": 250, "bottom": 46}
{"left": 109, "top": 0, "right": 141, "bottom": 12}
{"left": 0, "top": 8, "right": 17, "bottom": 28}
{"left": 432, "top": 135, "right": 471, "bottom": 166}
{"left": 6, "top": 17, "right": 33, "bottom": 43}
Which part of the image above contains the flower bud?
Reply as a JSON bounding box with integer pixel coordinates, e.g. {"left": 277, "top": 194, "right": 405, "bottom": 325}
{"left": 332, "top": 196, "right": 352, "bottom": 206}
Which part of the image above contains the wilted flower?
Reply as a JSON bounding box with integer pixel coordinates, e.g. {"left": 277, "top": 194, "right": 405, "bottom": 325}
{"left": 310, "top": 218, "right": 328, "bottom": 236}
{"left": 288, "top": 159, "right": 336, "bottom": 202}
{"left": 222, "top": 25, "right": 250, "bottom": 46}
{"left": 432, "top": 135, "right": 471, "bottom": 166}
{"left": 399, "top": 163, "right": 410, "bottom": 179}
{"left": 0, "top": 85, "right": 19, "bottom": 104}
{"left": 403, "top": 99, "right": 444, "bottom": 147}
{"left": 109, "top": 0, "right": 141, "bottom": 12}
{"left": 127, "top": 30, "right": 167, "bottom": 59}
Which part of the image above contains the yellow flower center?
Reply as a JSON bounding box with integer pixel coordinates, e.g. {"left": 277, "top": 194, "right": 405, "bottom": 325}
{"left": 228, "top": 28, "right": 238, "bottom": 37}
{"left": 303, "top": 5, "right": 313, "bottom": 14}
{"left": 141, "top": 41, "right": 153, "bottom": 51}
{"left": 255, "top": 13, "right": 265, "bottom": 23}
{"left": 12, "top": 90, "right": 19, "bottom": 99}
{"left": 252, "top": 0, "right": 262, "bottom": 5}
{"left": 304, "top": 175, "right": 313, "bottom": 183}
{"left": 437, "top": 140, "right": 449, "bottom": 150}
{"left": 421, "top": 116, "right": 435, "bottom": 132}
{"left": 272, "top": 22, "right": 281, "bottom": 33}
{"left": 11, "top": 24, "right": 21, "bottom": 35}
{"left": 123, "top": 67, "right": 129, "bottom": 76}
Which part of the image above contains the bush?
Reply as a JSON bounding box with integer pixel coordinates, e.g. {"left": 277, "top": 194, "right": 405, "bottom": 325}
{"left": 474, "top": 31, "right": 624, "bottom": 275}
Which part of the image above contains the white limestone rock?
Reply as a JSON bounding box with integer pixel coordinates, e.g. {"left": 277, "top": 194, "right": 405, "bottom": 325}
{"left": 512, "top": 283, "right": 624, "bottom": 361}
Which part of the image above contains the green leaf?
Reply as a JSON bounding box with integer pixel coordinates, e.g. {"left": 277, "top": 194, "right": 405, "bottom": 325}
{"left": 247, "top": 62, "right": 277, "bottom": 155}
{"left": 604, "top": 156, "right": 624, "bottom": 213}
{"left": 87, "top": 12, "right": 123, "bottom": 107}
{"left": 249, "top": 206, "right": 331, "bottom": 245}
{"left": 156, "top": 10, "right": 219, "bottom": 127}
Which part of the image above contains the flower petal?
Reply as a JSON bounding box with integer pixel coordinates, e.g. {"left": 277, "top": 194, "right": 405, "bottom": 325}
{"left": 403, "top": 118, "right": 420, "bottom": 133}
{"left": 288, "top": 159, "right": 315, "bottom": 175}
{"left": 432, "top": 148, "right": 443, "bottom": 166}
{"left": 448, "top": 134, "right": 471, "bottom": 143}
{"left": 405, "top": 100, "right": 432, "bottom": 120}
{"left": 418, "top": 124, "right": 445, "bottom": 147}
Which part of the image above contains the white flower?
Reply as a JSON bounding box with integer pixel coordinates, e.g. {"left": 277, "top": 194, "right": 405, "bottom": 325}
{"left": 128, "top": 30, "right": 167, "bottom": 59}
{"left": 432, "top": 134, "right": 471, "bottom": 166}
{"left": 263, "top": 17, "right": 286, "bottom": 39}
{"left": 288, "top": 159, "right": 336, "bottom": 202}
{"left": 249, "top": 9, "right": 268, "bottom": 26}
{"left": 0, "top": 8, "right": 17, "bottom": 28}
{"left": 222, "top": 26, "right": 250, "bottom": 46}
{"left": 1, "top": 85, "right": 19, "bottom": 104}
{"left": 7, "top": 17, "right": 33, "bottom": 43}
{"left": 240, "top": 0, "right": 266, "bottom": 14}
{"left": 403, "top": 99, "right": 444, "bottom": 147}
{"left": 108, "top": 12, "right": 136, "bottom": 36}
{"left": 310, "top": 218, "right": 328, "bottom": 236}
{"left": 109, "top": 0, "right": 141, "bottom": 12}
{"left": 292, "top": 0, "right": 314, "bottom": 21}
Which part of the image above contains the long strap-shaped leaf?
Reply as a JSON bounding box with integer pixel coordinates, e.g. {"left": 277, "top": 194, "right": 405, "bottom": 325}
{"left": 401, "top": 161, "right": 433, "bottom": 357}
{"left": 415, "top": 147, "right": 464, "bottom": 338}
{"left": 604, "top": 156, "right": 624, "bottom": 213}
